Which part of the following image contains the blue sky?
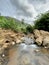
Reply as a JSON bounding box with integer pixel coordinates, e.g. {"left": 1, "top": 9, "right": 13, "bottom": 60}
{"left": 0, "top": 0, "right": 49, "bottom": 24}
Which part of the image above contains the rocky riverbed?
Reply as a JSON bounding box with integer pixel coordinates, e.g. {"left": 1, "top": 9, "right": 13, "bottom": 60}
{"left": 0, "top": 28, "right": 34, "bottom": 65}
{"left": 7, "top": 37, "right": 49, "bottom": 65}
{"left": 0, "top": 28, "right": 25, "bottom": 65}
{"left": 0, "top": 28, "right": 49, "bottom": 65}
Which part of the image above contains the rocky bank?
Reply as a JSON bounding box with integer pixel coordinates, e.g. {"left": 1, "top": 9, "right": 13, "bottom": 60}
{"left": 0, "top": 28, "right": 26, "bottom": 53}
{"left": 0, "top": 28, "right": 49, "bottom": 55}
{"left": 0, "top": 28, "right": 27, "bottom": 65}
{"left": 0, "top": 28, "right": 34, "bottom": 65}
{"left": 0, "top": 28, "right": 49, "bottom": 54}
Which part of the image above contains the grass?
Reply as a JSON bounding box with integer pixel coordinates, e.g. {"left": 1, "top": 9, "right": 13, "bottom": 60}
{"left": 0, "top": 16, "right": 33, "bottom": 34}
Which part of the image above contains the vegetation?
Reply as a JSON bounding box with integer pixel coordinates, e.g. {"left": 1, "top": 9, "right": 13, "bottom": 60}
{"left": 0, "top": 16, "right": 33, "bottom": 33}
{"left": 26, "top": 25, "right": 33, "bottom": 33}
{"left": 34, "top": 12, "right": 49, "bottom": 31}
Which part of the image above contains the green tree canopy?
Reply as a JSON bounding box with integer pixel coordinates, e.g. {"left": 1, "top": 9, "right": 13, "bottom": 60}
{"left": 34, "top": 12, "right": 49, "bottom": 31}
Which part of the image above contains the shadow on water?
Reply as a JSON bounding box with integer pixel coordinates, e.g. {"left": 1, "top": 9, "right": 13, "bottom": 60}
{"left": 7, "top": 37, "right": 49, "bottom": 65}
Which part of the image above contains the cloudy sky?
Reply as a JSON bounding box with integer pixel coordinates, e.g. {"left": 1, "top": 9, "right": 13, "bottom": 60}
{"left": 0, "top": 0, "right": 49, "bottom": 24}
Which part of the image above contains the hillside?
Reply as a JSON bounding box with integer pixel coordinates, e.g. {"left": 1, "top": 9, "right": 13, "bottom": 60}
{"left": 0, "top": 16, "right": 30, "bottom": 33}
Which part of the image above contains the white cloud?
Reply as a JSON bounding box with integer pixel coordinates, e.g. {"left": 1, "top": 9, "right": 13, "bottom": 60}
{"left": 0, "top": 0, "right": 49, "bottom": 24}
{"left": 10, "top": 0, "right": 37, "bottom": 23}
{"left": 38, "top": 2, "right": 49, "bottom": 13}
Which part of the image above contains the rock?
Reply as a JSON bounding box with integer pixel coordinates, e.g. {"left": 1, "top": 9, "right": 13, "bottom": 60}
{"left": 40, "top": 30, "right": 49, "bottom": 36}
{"left": 34, "top": 29, "right": 41, "bottom": 38}
{"left": 0, "top": 48, "right": 4, "bottom": 54}
{"left": 33, "top": 29, "right": 43, "bottom": 45}
{"left": 11, "top": 42, "right": 15, "bottom": 45}
{"left": 0, "top": 28, "right": 26, "bottom": 49}
{"left": 2, "top": 54, "right": 5, "bottom": 57}
{"left": 33, "top": 29, "right": 49, "bottom": 47}
{"left": 43, "top": 36, "right": 49, "bottom": 46}
{"left": 0, "top": 61, "right": 2, "bottom": 65}
{"left": 2, "top": 43, "right": 10, "bottom": 49}
{"left": 35, "top": 36, "right": 43, "bottom": 45}
{"left": 22, "top": 37, "right": 34, "bottom": 45}
{"left": 0, "top": 39, "right": 5, "bottom": 45}
{"left": 16, "top": 39, "right": 22, "bottom": 44}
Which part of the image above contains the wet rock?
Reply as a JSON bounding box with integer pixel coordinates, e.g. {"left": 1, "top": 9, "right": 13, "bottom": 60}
{"left": 21, "top": 37, "right": 34, "bottom": 45}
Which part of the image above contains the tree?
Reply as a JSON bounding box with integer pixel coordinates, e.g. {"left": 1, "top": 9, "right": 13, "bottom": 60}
{"left": 34, "top": 11, "right": 49, "bottom": 31}
{"left": 21, "top": 19, "right": 24, "bottom": 24}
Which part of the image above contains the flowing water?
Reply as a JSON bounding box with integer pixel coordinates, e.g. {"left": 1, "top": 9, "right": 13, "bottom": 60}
{"left": 7, "top": 37, "right": 49, "bottom": 65}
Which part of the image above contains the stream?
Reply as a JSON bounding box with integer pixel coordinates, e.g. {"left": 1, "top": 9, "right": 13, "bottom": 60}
{"left": 7, "top": 37, "right": 49, "bottom": 65}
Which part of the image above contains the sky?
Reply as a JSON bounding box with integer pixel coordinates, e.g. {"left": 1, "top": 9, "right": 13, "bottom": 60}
{"left": 0, "top": 0, "right": 49, "bottom": 24}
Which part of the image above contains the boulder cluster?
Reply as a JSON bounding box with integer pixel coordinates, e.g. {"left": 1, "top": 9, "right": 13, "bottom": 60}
{"left": 34, "top": 29, "right": 49, "bottom": 47}
{"left": 0, "top": 28, "right": 25, "bottom": 65}
{"left": 0, "top": 28, "right": 25, "bottom": 55}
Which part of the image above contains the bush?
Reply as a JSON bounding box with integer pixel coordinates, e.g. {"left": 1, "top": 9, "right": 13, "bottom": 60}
{"left": 0, "top": 16, "right": 28, "bottom": 33}
{"left": 0, "top": 16, "right": 34, "bottom": 34}
{"left": 26, "top": 25, "right": 33, "bottom": 33}
{"left": 34, "top": 12, "right": 49, "bottom": 31}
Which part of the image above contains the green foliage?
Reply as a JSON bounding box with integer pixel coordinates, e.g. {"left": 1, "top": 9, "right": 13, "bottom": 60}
{"left": 34, "top": 12, "right": 49, "bottom": 31}
{"left": 0, "top": 16, "right": 34, "bottom": 34}
{"left": 0, "top": 16, "right": 28, "bottom": 33}
{"left": 26, "top": 25, "right": 33, "bottom": 33}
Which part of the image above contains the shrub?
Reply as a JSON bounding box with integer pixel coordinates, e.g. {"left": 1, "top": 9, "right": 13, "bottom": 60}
{"left": 26, "top": 25, "right": 33, "bottom": 33}
{"left": 0, "top": 16, "right": 28, "bottom": 33}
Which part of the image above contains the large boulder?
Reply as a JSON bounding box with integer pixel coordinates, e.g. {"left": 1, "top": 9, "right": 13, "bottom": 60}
{"left": 33, "top": 29, "right": 43, "bottom": 45}
{"left": 33, "top": 29, "right": 49, "bottom": 47}
{"left": 40, "top": 30, "right": 49, "bottom": 37}
{"left": 34, "top": 29, "right": 40, "bottom": 38}
{"left": 35, "top": 36, "right": 43, "bottom": 46}
{"left": 43, "top": 36, "right": 49, "bottom": 46}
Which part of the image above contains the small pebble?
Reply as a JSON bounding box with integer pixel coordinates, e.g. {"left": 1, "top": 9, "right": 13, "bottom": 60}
{"left": 12, "top": 42, "right": 15, "bottom": 45}
{"left": 35, "top": 49, "right": 39, "bottom": 52}
{"left": 2, "top": 54, "right": 5, "bottom": 57}
{"left": 44, "top": 46, "right": 48, "bottom": 49}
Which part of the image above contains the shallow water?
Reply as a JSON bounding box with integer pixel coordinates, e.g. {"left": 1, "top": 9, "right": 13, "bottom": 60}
{"left": 7, "top": 37, "right": 49, "bottom": 65}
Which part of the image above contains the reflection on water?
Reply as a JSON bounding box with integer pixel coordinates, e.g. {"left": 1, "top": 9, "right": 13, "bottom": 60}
{"left": 7, "top": 37, "right": 49, "bottom": 65}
